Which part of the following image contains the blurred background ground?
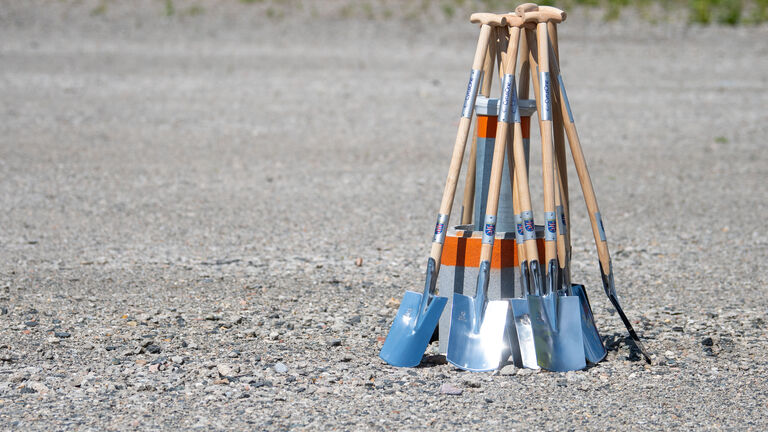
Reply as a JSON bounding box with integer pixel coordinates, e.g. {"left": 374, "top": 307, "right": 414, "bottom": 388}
{"left": 1, "top": 1, "right": 767, "bottom": 430}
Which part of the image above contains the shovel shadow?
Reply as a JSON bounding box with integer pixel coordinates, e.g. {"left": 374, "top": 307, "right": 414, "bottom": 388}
{"left": 602, "top": 332, "right": 650, "bottom": 363}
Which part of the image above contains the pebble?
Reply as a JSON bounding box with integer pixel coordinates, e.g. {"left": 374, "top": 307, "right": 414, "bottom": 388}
{"left": 440, "top": 383, "right": 463, "bottom": 395}
{"left": 54, "top": 332, "right": 71, "bottom": 338}
{"left": 327, "top": 339, "right": 342, "bottom": 347}
{"left": 499, "top": 364, "right": 518, "bottom": 376}
{"left": 274, "top": 362, "right": 288, "bottom": 373}
{"left": 171, "top": 356, "right": 185, "bottom": 364}
{"left": 145, "top": 344, "right": 161, "bottom": 354}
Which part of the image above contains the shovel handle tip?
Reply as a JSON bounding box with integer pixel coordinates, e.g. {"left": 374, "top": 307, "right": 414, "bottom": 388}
{"left": 470, "top": 13, "right": 507, "bottom": 27}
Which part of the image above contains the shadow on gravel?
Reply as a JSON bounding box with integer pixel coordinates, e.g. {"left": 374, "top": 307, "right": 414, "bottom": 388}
{"left": 603, "top": 333, "right": 649, "bottom": 363}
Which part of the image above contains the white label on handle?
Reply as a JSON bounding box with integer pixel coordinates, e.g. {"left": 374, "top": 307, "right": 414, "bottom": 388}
{"left": 544, "top": 211, "right": 557, "bottom": 241}
{"left": 540, "top": 71, "right": 552, "bottom": 121}
{"left": 461, "top": 69, "right": 483, "bottom": 119}
{"left": 482, "top": 214, "right": 496, "bottom": 245}
{"left": 432, "top": 213, "right": 449, "bottom": 244}
{"left": 521, "top": 210, "right": 535, "bottom": 241}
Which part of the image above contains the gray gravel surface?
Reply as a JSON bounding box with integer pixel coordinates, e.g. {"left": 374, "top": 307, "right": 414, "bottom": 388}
{"left": 2, "top": 1, "right": 768, "bottom": 430}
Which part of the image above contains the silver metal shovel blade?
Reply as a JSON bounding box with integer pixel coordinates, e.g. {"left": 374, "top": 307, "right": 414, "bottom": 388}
{"left": 509, "top": 298, "right": 539, "bottom": 369}
{"left": 380, "top": 291, "right": 447, "bottom": 367}
{"left": 571, "top": 284, "right": 607, "bottom": 364}
{"left": 446, "top": 261, "right": 509, "bottom": 372}
{"left": 528, "top": 292, "right": 586, "bottom": 372}
{"left": 380, "top": 258, "right": 447, "bottom": 367}
{"left": 447, "top": 296, "right": 509, "bottom": 371}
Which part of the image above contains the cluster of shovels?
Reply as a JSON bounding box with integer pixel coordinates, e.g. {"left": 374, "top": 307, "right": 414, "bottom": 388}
{"left": 380, "top": 4, "right": 652, "bottom": 372}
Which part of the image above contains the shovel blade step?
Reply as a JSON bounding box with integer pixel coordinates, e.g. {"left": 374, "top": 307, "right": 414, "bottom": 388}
{"left": 380, "top": 291, "right": 447, "bottom": 367}
{"left": 528, "top": 294, "right": 586, "bottom": 372}
{"left": 446, "top": 295, "right": 509, "bottom": 372}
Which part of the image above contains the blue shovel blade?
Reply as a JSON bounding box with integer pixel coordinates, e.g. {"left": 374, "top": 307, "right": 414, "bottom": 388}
{"left": 571, "top": 284, "right": 607, "bottom": 364}
{"left": 509, "top": 298, "right": 539, "bottom": 369}
{"left": 380, "top": 291, "right": 447, "bottom": 367}
{"left": 446, "top": 294, "right": 509, "bottom": 372}
{"left": 528, "top": 294, "right": 586, "bottom": 372}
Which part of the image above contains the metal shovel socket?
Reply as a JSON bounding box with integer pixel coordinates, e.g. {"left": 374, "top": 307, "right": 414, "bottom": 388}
{"left": 528, "top": 259, "right": 586, "bottom": 371}
{"left": 380, "top": 257, "right": 448, "bottom": 367}
{"left": 600, "top": 260, "right": 652, "bottom": 364}
{"left": 446, "top": 261, "right": 509, "bottom": 372}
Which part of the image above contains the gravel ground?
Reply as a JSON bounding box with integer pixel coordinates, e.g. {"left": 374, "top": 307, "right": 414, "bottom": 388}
{"left": 1, "top": 1, "right": 768, "bottom": 430}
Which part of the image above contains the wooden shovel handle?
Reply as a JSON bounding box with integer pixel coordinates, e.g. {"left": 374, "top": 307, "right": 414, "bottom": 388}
{"left": 429, "top": 24, "right": 493, "bottom": 269}
{"left": 461, "top": 31, "right": 498, "bottom": 225}
{"left": 516, "top": 5, "right": 567, "bottom": 24}
{"left": 547, "top": 39, "right": 612, "bottom": 270}
{"left": 478, "top": 26, "right": 521, "bottom": 263}
{"left": 470, "top": 13, "right": 507, "bottom": 26}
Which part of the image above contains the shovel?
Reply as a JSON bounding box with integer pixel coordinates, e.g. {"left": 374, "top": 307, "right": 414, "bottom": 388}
{"left": 518, "top": 6, "right": 585, "bottom": 372}
{"left": 380, "top": 16, "right": 505, "bottom": 368}
{"left": 544, "top": 19, "right": 607, "bottom": 364}
{"left": 542, "top": 7, "right": 652, "bottom": 364}
{"left": 501, "top": 19, "right": 538, "bottom": 370}
{"left": 447, "top": 21, "right": 521, "bottom": 372}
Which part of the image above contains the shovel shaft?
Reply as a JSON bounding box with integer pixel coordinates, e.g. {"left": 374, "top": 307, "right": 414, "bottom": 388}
{"left": 461, "top": 36, "right": 498, "bottom": 225}
{"left": 546, "top": 36, "right": 611, "bottom": 272}
{"left": 536, "top": 23, "right": 558, "bottom": 266}
{"left": 478, "top": 25, "right": 521, "bottom": 263}
{"left": 429, "top": 24, "right": 493, "bottom": 271}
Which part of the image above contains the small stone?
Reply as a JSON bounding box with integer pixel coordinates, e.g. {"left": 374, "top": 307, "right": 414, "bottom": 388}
{"left": 354, "top": 257, "right": 363, "bottom": 266}
{"left": 517, "top": 368, "right": 535, "bottom": 376}
{"left": 171, "top": 356, "right": 185, "bottom": 364}
{"left": 54, "top": 332, "right": 71, "bottom": 338}
{"left": 664, "top": 350, "right": 676, "bottom": 359}
{"left": 462, "top": 378, "right": 481, "bottom": 388}
{"left": 701, "top": 337, "right": 714, "bottom": 347}
{"left": 327, "top": 339, "right": 342, "bottom": 347}
{"left": 499, "top": 364, "right": 518, "bottom": 376}
{"left": 274, "top": 362, "right": 288, "bottom": 373}
{"left": 148, "top": 364, "right": 160, "bottom": 372}
{"left": 217, "top": 364, "right": 238, "bottom": 377}
{"left": 228, "top": 350, "right": 240, "bottom": 358}
{"left": 145, "top": 344, "right": 161, "bottom": 354}
{"left": 269, "top": 331, "right": 280, "bottom": 340}
{"left": 111, "top": 358, "right": 121, "bottom": 365}
{"left": 46, "top": 337, "right": 60, "bottom": 344}
{"left": 440, "top": 383, "right": 463, "bottom": 395}
{"left": 385, "top": 297, "right": 400, "bottom": 309}
{"left": 347, "top": 315, "right": 362, "bottom": 325}
{"left": 24, "top": 321, "right": 38, "bottom": 327}
{"left": 28, "top": 382, "right": 49, "bottom": 393}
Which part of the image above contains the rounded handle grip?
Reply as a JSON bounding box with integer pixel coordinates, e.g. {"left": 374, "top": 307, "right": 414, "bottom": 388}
{"left": 502, "top": 13, "right": 525, "bottom": 27}
{"left": 516, "top": 5, "right": 567, "bottom": 23}
{"left": 470, "top": 12, "right": 507, "bottom": 26}
{"left": 515, "top": 3, "right": 539, "bottom": 14}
